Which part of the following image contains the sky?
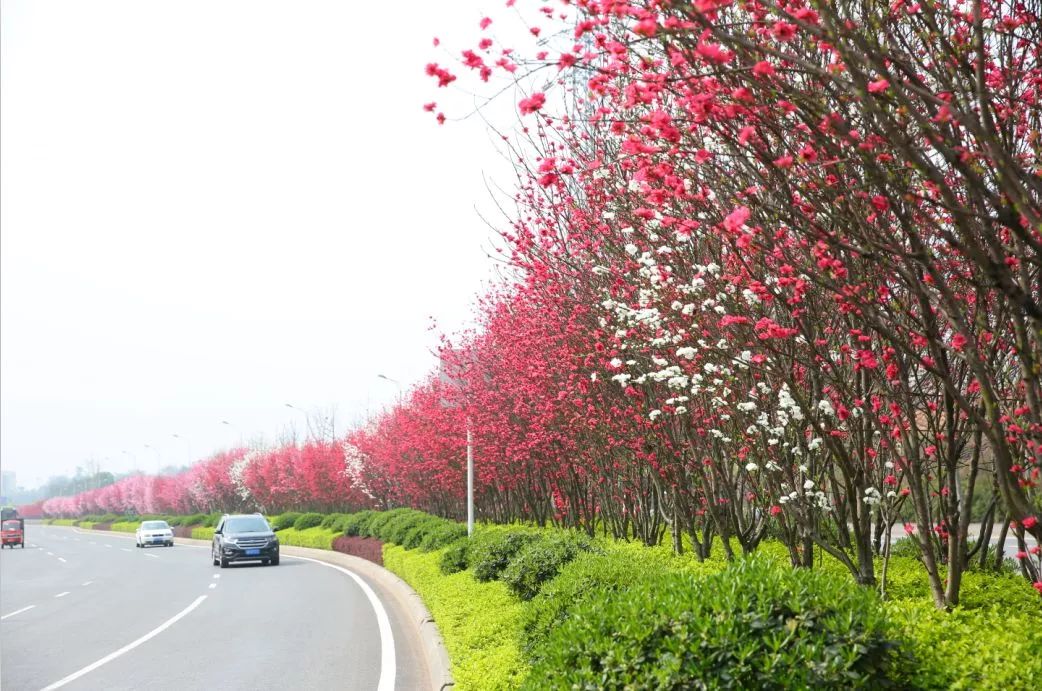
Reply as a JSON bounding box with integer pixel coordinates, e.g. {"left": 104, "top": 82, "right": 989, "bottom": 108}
{"left": 0, "top": 1, "right": 524, "bottom": 489}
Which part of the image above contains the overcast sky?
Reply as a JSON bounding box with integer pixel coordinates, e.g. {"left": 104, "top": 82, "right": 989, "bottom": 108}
{"left": 1, "top": 1, "right": 523, "bottom": 489}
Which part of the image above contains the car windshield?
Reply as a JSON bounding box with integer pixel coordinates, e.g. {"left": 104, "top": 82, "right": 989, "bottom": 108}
{"left": 141, "top": 521, "right": 169, "bottom": 530}
{"left": 2, "top": 520, "right": 20, "bottom": 530}
{"left": 224, "top": 517, "right": 269, "bottom": 533}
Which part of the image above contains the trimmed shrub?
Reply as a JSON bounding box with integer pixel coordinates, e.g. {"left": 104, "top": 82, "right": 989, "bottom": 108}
{"left": 401, "top": 516, "right": 459, "bottom": 550}
{"left": 524, "top": 556, "right": 900, "bottom": 690}
{"left": 521, "top": 549, "right": 673, "bottom": 663}
{"left": 342, "top": 510, "right": 377, "bottom": 536}
{"left": 180, "top": 513, "right": 207, "bottom": 527}
{"left": 471, "top": 531, "right": 541, "bottom": 582}
{"left": 320, "top": 513, "right": 348, "bottom": 530}
{"left": 381, "top": 510, "right": 431, "bottom": 545}
{"left": 271, "top": 512, "right": 302, "bottom": 531}
{"left": 500, "top": 532, "right": 596, "bottom": 601}
{"left": 277, "top": 526, "right": 337, "bottom": 550}
{"left": 201, "top": 512, "right": 222, "bottom": 528}
{"left": 440, "top": 538, "right": 471, "bottom": 575}
{"left": 420, "top": 521, "right": 468, "bottom": 552}
{"left": 293, "top": 512, "right": 325, "bottom": 531}
{"left": 364, "top": 508, "right": 415, "bottom": 540}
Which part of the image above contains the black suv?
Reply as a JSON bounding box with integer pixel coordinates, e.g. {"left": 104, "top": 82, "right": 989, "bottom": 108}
{"left": 211, "top": 514, "right": 280, "bottom": 567}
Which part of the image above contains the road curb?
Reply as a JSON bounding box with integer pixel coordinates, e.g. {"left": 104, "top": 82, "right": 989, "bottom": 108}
{"left": 172, "top": 535, "right": 454, "bottom": 691}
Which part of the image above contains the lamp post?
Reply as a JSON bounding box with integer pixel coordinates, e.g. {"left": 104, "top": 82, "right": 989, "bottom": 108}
{"left": 285, "top": 403, "right": 310, "bottom": 440}
{"left": 377, "top": 374, "right": 403, "bottom": 404}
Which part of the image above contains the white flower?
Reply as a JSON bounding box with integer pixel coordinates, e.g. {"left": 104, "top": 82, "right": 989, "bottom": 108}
{"left": 737, "top": 401, "right": 757, "bottom": 412}
{"left": 649, "top": 409, "right": 662, "bottom": 420}
{"left": 804, "top": 480, "right": 815, "bottom": 490}
{"left": 745, "top": 462, "right": 759, "bottom": 472}
{"left": 624, "top": 243, "right": 639, "bottom": 255}
{"left": 609, "top": 358, "right": 623, "bottom": 369}
{"left": 676, "top": 346, "right": 697, "bottom": 360}
{"left": 817, "top": 399, "right": 835, "bottom": 417}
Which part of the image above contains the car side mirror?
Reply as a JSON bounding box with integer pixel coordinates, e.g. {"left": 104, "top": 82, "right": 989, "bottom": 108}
{"left": 214, "top": 529, "right": 222, "bottom": 535}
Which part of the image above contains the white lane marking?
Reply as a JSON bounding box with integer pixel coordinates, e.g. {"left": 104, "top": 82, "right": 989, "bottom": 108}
{"left": 104, "top": 544, "right": 112, "bottom": 548}
{"left": 55, "top": 592, "right": 70, "bottom": 598}
{"left": 288, "top": 555, "right": 396, "bottom": 691}
{"left": 46, "top": 551, "right": 54, "bottom": 556}
{"left": 39, "top": 595, "right": 207, "bottom": 691}
{"left": 208, "top": 583, "right": 216, "bottom": 589}
{"left": 1, "top": 605, "right": 36, "bottom": 620}
{"left": 144, "top": 553, "right": 159, "bottom": 559}
{"left": 58, "top": 557, "right": 67, "bottom": 563}
{"left": 121, "top": 548, "right": 132, "bottom": 552}
{"left": 82, "top": 581, "right": 93, "bottom": 586}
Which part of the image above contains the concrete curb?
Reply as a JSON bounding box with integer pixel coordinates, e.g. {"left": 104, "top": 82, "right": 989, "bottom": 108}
{"left": 172, "top": 535, "right": 454, "bottom": 691}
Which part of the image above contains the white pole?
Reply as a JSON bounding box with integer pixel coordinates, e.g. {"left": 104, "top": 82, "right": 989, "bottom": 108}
{"left": 467, "top": 421, "right": 474, "bottom": 537}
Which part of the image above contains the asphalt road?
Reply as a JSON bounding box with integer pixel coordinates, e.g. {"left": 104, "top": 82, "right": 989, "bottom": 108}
{"left": 0, "top": 525, "right": 419, "bottom": 691}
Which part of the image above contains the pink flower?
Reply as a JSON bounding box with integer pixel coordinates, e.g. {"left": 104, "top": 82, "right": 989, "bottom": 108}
{"left": 771, "top": 21, "right": 797, "bottom": 41}
{"left": 770, "top": 505, "right": 783, "bottom": 516}
{"left": 519, "top": 92, "right": 546, "bottom": 115}
{"left": 951, "top": 333, "right": 968, "bottom": 351}
{"left": 1033, "top": 582, "right": 1042, "bottom": 596}
{"left": 479, "top": 17, "right": 492, "bottom": 30}
{"left": 774, "top": 154, "right": 794, "bottom": 168}
{"left": 1015, "top": 551, "right": 1029, "bottom": 560}
{"left": 752, "top": 61, "right": 776, "bottom": 78}
{"left": 868, "top": 78, "right": 891, "bottom": 94}
{"left": 723, "top": 206, "right": 751, "bottom": 232}
{"left": 1023, "top": 516, "right": 1039, "bottom": 529}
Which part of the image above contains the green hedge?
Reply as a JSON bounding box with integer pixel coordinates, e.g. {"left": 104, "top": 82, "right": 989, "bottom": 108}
{"left": 292, "top": 512, "right": 325, "bottom": 531}
{"left": 191, "top": 527, "right": 215, "bottom": 540}
{"left": 526, "top": 556, "right": 901, "bottom": 689}
{"left": 270, "top": 512, "right": 302, "bottom": 531}
{"left": 276, "top": 526, "right": 339, "bottom": 550}
{"left": 385, "top": 545, "right": 528, "bottom": 690}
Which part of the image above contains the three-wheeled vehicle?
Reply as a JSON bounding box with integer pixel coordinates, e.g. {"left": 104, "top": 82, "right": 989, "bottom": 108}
{"left": 1, "top": 517, "right": 25, "bottom": 548}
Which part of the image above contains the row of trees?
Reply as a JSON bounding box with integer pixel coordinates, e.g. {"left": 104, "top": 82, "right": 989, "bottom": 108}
{"left": 40, "top": 442, "right": 371, "bottom": 518}
{"left": 37, "top": 0, "right": 1041, "bottom": 609}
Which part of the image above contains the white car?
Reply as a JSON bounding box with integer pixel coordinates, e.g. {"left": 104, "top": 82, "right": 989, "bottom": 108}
{"left": 136, "top": 520, "right": 174, "bottom": 548}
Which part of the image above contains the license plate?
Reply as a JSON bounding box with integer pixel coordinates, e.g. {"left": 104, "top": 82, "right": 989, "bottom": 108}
{"left": 245, "top": 549, "right": 260, "bottom": 556}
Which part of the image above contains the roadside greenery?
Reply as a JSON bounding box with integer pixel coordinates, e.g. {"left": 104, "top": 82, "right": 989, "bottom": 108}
{"left": 56, "top": 508, "right": 1042, "bottom": 690}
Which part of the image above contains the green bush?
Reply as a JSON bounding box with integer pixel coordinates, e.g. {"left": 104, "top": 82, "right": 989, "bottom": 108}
{"left": 191, "top": 526, "right": 215, "bottom": 540}
{"left": 320, "top": 513, "right": 348, "bottom": 530}
{"left": 401, "top": 516, "right": 459, "bottom": 550}
{"left": 501, "top": 532, "right": 595, "bottom": 601}
{"left": 420, "top": 521, "right": 468, "bottom": 552}
{"left": 381, "top": 510, "right": 430, "bottom": 544}
{"left": 364, "top": 508, "right": 415, "bottom": 540}
{"left": 440, "top": 538, "right": 471, "bottom": 575}
{"left": 342, "top": 510, "right": 377, "bottom": 536}
{"left": 180, "top": 513, "right": 207, "bottom": 527}
{"left": 521, "top": 549, "right": 673, "bottom": 663}
{"left": 201, "top": 512, "right": 222, "bottom": 528}
{"left": 525, "top": 556, "right": 900, "bottom": 690}
{"left": 277, "top": 526, "right": 338, "bottom": 550}
{"left": 270, "top": 512, "right": 302, "bottom": 531}
{"left": 292, "top": 512, "right": 325, "bottom": 531}
{"left": 471, "top": 530, "right": 541, "bottom": 582}
{"left": 385, "top": 544, "right": 529, "bottom": 690}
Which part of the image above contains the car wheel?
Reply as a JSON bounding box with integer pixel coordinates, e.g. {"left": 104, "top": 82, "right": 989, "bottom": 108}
{"left": 271, "top": 555, "right": 279, "bottom": 566}
{"left": 212, "top": 548, "right": 219, "bottom": 566}
{"left": 262, "top": 559, "right": 269, "bottom": 566}
{"left": 219, "top": 553, "right": 229, "bottom": 568}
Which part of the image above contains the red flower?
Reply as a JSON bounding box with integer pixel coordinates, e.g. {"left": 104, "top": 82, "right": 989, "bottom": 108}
{"left": 519, "top": 92, "right": 547, "bottom": 115}
{"left": 868, "top": 78, "right": 891, "bottom": 94}
{"left": 479, "top": 17, "right": 492, "bottom": 30}
{"left": 771, "top": 21, "right": 797, "bottom": 41}
{"left": 1023, "top": 516, "right": 1039, "bottom": 529}
{"left": 770, "top": 505, "right": 783, "bottom": 516}
{"left": 1033, "top": 582, "right": 1042, "bottom": 597}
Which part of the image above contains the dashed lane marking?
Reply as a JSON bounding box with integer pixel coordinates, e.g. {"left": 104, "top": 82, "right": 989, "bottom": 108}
{"left": 82, "top": 581, "right": 93, "bottom": 586}
{"left": 208, "top": 583, "right": 217, "bottom": 589}
{"left": 55, "top": 592, "right": 70, "bottom": 598}
{"left": 58, "top": 557, "right": 67, "bottom": 563}
{"left": 1, "top": 605, "right": 36, "bottom": 620}
{"left": 144, "top": 554, "right": 159, "bottom": 559}
{"left": 121, "top": 548, "right": 132, "bottom": 552}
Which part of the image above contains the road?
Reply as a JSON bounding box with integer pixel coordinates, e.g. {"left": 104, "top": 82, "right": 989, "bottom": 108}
{"left": 1, "top": 525, "right": 425, "bottom": 691}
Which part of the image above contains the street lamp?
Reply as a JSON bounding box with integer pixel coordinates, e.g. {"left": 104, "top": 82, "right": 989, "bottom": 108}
{"left": 377, "top": 374, "right": 403, "bottom": 405}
